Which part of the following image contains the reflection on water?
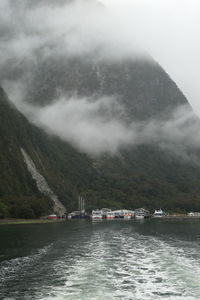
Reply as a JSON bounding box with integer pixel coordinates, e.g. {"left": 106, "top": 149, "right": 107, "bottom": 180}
{"left": 1, "top": 219, "right": 200, "bottom": 299}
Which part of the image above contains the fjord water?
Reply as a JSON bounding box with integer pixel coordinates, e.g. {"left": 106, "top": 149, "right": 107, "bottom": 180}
{"left": 1, "top": 220, "right": 200, "bottom": 300}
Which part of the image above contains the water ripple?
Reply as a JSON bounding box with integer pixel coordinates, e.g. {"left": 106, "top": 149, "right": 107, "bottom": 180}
{"left": 1, "top": 223, "right": 200, "bottom": 300}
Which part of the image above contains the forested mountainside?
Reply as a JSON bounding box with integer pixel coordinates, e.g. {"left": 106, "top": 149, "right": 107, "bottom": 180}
{"left": 1, "top": 57, "right": 200, "bottom": 218}
{"left": 0, "top": 87, "right": 96, "bottom": 218}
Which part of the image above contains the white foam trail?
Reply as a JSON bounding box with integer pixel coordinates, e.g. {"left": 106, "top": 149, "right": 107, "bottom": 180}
{"left": 39, "top": 230, "right": 200, "bottom": 300}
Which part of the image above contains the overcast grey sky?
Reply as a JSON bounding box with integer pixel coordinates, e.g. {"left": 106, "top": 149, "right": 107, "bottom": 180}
{"left": 101, "top": 0, "right": 200, "bottom": 115}
{"left": 1, "top": 0, "right": 199, "bottom": 115}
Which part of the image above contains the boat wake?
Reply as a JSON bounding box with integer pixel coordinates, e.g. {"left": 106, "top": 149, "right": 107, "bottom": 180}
{"left": 39, "top": 229, "right": 200, "bottom": 300}
{"left": 1, "top": 224, "right": 200, "bottom": 300}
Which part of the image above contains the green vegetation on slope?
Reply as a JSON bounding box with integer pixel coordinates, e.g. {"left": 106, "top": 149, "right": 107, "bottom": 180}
{"left": 1, "top": 58, "right": 200, "bottom": 218}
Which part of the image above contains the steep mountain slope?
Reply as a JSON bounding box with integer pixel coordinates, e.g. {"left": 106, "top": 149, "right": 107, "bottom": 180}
{"left": 1, "top": 56, "right": 200, "bottom": 216}
{"left": 90, "top": 145, "right": 200, "bottom": 212}
{"left": 23, "top": 55, "right": 200, "bottom": 212}
{"left": 27, "top": 57, "right": 188, "bottom": 120}
{"left": 2, "top": 0, "right": 200, "bottom": 217}
{"left": 0, "top": 87, "right": 97, "bottom": 217}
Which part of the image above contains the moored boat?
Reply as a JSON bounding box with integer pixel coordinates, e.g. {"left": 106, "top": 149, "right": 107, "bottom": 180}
{"left": 113, "top": 209, "right": 134, "bottom": 219}
{"left": 134, "top": 208, "right": 150, "bottom": 219}
{"left": 106, "top": 211, "right": 115, "bottom": 219}
{"left": 68, "top": 196, "right": 89, "bottom": 219}
{"left": 47, "top": 214, "right": 60, "bottom": 219}
{"left": 91, "top": 210, "right": 103, "bottom": 220}
{"left": 135, "top": 213, "right": 144, "bottom": 220}
{"left": 153, "top": 209, "right": 164, "bottom": 217}
{"left": 124, "top": 214, "right": 132, "bottom": 220}
{"left": 68, "top": 210, "right": 89, "bottom": 219}
{"left": 101, "top": 208, "right": 112, "bottom": 219}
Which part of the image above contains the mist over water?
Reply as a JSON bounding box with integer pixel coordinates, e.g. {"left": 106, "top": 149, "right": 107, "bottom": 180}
{"left": 1, "top": 220, "right": 200, "bottom": 300}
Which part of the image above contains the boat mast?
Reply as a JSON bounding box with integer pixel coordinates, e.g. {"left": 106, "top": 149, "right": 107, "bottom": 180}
{"left": 82, "top": 197, "right": 85, "bottom": 211}
{"left": 78, "top": 196, "right": 81, "bottom": 211}
{"left": 78, "top": 195, "right": 85, "bottom": 212}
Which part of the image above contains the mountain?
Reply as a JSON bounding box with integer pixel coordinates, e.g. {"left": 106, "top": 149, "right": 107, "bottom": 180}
{"left": 0, "top": 86, "right": 98, "bottom": 218}
{"left": 1, "top": 56, "right": 200, "bottom": 218}
{"left": 26, "top": 57, "right": 189, "bottom": 120}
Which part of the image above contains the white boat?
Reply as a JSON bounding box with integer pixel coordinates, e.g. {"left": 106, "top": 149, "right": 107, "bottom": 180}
{"left": 106, "top": 211, "right": 115, "bottom": 219}
{"left": 135, "top": 213, "right": 144, "bottom": 219}
{"left": 113, "top": 209, "right": 134, "bottom": 219}
{"left": 124, "top": 214, "right": 132, "bottom": 220}
{"left": 101, "top": 208, "right": 111, "bottom": 219}
{"left": 134, "top": 208, "right": 150, "bottom": 219}
{"left": 91, "top": 210, "right": 103, "bottom": 219}
{"left": 188, "top": 212, "right": 200, "bottom": 217}
{"left": 68, "top": 214, "right": 72, "bottom": 219}
{"left": 154, "top": 209, "right": 164, "bottom": 217}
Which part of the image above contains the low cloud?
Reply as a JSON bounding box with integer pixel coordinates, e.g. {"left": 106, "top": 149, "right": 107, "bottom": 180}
{"left": 0, "top": 0, "right": 144, "bottom": 77}
{"left": 0, "top": 0, "right": 147, "bottom": 110}
{"left": 9, "top": 86, "right": 200, "bottom": 158}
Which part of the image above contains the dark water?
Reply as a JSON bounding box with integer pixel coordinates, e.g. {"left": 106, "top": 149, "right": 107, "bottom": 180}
{"left": 1, "top": 219, "right": 200, "bottom": 300}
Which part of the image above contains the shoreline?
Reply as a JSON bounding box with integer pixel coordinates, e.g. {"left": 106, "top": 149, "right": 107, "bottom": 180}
{"left": 1, "top": 215, "right": 200, "bottom": 225}
{"left": 0, "top": 218, "right": 66, "bottom": 225}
